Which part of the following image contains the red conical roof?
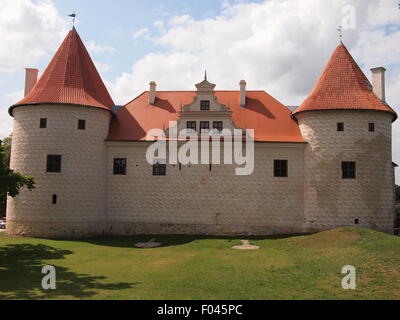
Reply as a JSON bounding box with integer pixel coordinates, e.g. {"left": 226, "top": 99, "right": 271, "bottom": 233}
{"left": 10, "top": 27, "right": 114, "bottom": 115}
{"left": 293, "top": 43, "right": 397, "bottom": 121}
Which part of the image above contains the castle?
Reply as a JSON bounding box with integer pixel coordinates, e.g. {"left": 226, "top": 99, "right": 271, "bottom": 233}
{"left": 6, "top": 27, "right": 398, "bottom": 238}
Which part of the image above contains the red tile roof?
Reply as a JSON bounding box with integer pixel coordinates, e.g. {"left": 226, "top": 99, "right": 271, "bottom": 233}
{"left": 293, "top": 43, "right": 397, "bottom": 121}
{"left": 107, "top": 91, "right": 305, "bottom": 142}
{"left": 9, "top": 27, "right": 114, "bottom": 115}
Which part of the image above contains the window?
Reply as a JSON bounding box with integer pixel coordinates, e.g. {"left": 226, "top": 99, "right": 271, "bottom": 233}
{"left": 78, "top": 119, "right": 86, "bottom": 130}
{"left": 274, "top": 160, "right": 288, "bottom": 177}
{"left": 113, "top": 158, "right": 127, "bottom": 175}
{"left": 200, "top": 100, "right": 210, "bottom": 110}
{"left": 186, "top": 121, "right": 196, "bottom": 132}
{"left": 213, "top": 121, "right": 223, "bottom": 132}
{"left": 337, "top": 122, "right": 344, "bottom": 132}
{"left": 40, "top": 118, "right": 47, "bottom": 128}
{"left": 355, "top": 219, "right": 359, "bottom": 225}
{"left": 369, "top": 123, "right": 375, "bottom": 132}
{"left": 52, "top": 194, "right": 57, "bottom": 205}
{"left": 342, "top": 161, "right": 356, "bottom": 179}
{"left": 153, "top": 162, "right": 166, "bottom": 176}
{"left": 46, "top": 155, "right": 62, "bottom": 173}
{"left": 200, "top": 121, "right": 210, "bottom": 133}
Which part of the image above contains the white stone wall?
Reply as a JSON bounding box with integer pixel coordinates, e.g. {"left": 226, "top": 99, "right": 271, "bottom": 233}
{"left": 105, "top": 142, "right": 306, "bottom": 235}
{"left": 7, "top": 105, "right": 111, "bottom": 237}
{"left": 296, "top": 110, "right": 394, "bottom": 233}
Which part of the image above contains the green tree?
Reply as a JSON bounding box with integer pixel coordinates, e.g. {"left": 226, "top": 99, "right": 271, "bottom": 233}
{"left": 0, "top": 137, "right": 35, "bottom": 215}
{"left": 1, "top": 135, "right": 11, "bottom": 167}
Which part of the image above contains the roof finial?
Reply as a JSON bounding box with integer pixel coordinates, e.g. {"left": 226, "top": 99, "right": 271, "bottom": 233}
{"left": 204, "top": 70, "right": 207, "bottom": 81}
{"left": 337, "top": 25, "right": 343, "bottom": 43}
{"left": 68, "top": 12, "right": 76, "bottom": 29}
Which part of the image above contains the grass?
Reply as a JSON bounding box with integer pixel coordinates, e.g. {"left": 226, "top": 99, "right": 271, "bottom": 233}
{"left": 0, "top": 227, "right": 399, "bottom": 300}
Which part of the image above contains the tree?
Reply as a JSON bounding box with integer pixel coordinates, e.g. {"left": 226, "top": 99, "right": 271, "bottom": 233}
{"left": 1, "top": 135, "right": 11, "bottom": 167}
{"left": 396, "top": 185, "right": 400, "bottom": 203}
{"left": 0, "top": 137, "right": 35, "bottom": 215}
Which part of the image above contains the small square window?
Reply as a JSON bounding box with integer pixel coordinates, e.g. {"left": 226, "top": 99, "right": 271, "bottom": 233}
{"left": 342, "top": 161, "right": 356, "bottom": 179}
{"left": 369, "top": 123, "right": 375, "bottom": 132}
{"left": 113, "top": 158, "right": 127, "bottom": 175}
{"left": 186, "top": 121, "right": 196, "bottom": 132}
{"left": 213, "top": 121, "right": 223, "bottom": 132}
{"left": 337, "top": 123, "right": 344, "bottom": 132}
{"left": 153, "top": 162, "right": 166, "bottom": 176}
{"left": 200, "top": 100, "right": 210, "bottom": 110}
{"left": 200, "top": 121, "right": 210, "bottom": 133}
{"left": 40, "top": 118, "right": 47, "bottom": 128}
{"left": 46, "top": 155, "right": 62, "bottom": 173}
{"left": 52, "top": 194, "right": 57, "bottom": 204}
{"left": 274, "top": 160, "right": 288, "bottom": 177}
{"left": 78, "top": 119, "right": 86, "bottom": 130}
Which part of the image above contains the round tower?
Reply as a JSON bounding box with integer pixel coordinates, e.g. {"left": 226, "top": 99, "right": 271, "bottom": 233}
{"left": 293, "top": 44, "right": 397, "bottom": 234}
{"left": 6, "top": 28, "right": 114, "bottom": 238}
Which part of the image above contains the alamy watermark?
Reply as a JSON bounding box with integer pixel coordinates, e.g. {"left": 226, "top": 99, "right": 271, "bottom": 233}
{"left": 146, "top": 121, "right": 255, "bottom": 176}
{"left": 341, "top": 265, "right": 356, "bottom": 290}
{"left": 41, "top": 265, "right": 56, "bottom": 290}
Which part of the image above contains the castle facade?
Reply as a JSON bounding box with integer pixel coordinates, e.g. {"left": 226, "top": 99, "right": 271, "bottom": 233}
{"left": 6, "top": 28, "right": 398, "bottom": 238}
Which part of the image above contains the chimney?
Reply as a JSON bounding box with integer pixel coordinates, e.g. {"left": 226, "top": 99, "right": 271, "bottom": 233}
{"left": 239, "top": 80, "right": 246, "bottom": 107}
{"left": 24, "top": 68, "right": 39, "bottom": 97}
{"left": 149, "top": 81, "right": 157, "bottom": 105}
{"left": 371, "top": 67, "right": 386, "bottom": 102}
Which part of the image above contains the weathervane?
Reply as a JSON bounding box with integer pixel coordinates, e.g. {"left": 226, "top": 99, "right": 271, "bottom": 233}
{"left": 68, "top": 12, "right": 76, "bottom": 27}
{"left": 337, "top": 25, "right": 343, "bottom": 43}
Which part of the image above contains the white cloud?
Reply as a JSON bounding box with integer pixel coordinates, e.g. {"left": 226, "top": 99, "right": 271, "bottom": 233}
{"left": 132, "top": 28, "right": 149, "bottom": 40}
{"left": 85, "top": 41, "right": 116, "bottom": 55}
{"left": 0, "top": 0, "right": 69, "bottom": 73}
{"left": 94, "top": 61, "right": 112, "bottom": 73}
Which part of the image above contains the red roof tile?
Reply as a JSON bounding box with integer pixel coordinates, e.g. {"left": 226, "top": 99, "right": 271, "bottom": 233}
{"left": 293, "top": 43, "right": 397, "bottom": 120}
{"left": 107, "top": 91, "right": 305, "bottom": 143}
{"left": 10, "top": 27, "right": 114, "bottom": 115}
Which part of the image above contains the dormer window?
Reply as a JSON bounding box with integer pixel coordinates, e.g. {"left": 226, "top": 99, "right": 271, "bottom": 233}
{"left": 213, "top": 121, "right": 223, "bottom": 132}
{"left": 200, "top": 100, "right": 210, "bottom": 111}
{"left": 200, "top": 121, "right": 210, "bottom": 133}
{"left": 187, "top": 121, "right": 196, "bottom": 132}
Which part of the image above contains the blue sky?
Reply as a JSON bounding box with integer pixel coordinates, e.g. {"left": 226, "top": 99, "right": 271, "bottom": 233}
{"left": 0, "top": 0, "right": 399, "bottom": 181}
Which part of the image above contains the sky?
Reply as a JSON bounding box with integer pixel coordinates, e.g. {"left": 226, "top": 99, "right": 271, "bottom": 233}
{"left": 0, "top": 0, "right": 399, "bottom": 181}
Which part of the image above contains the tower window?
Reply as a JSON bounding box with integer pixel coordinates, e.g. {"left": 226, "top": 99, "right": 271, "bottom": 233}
{"left": 46, "top": 155, "right": 62, "bottom": 173}
{"left": 153, "top": 161, "right": 166, "bottom": 176}
{"left": 354, "top": 219, "right": 359, "bottom": 225}
{"left": 369, "top": 123, "right": 375, "bottom": 132}
{"left": 200, "top": 121, "right": 210, "bottom": 133}
{"left": 213, "top": 121, "right": 223, "bottom": 132}
{"left": 337, "top": 122, "right": 344, "bottom": 132}
{"left": 186, "top": 121, "right": 196, "bottom": 132}
{"left": 342, "top": 161, "right": 356, "bottom": 179}
{"left": 200, "top": 100, "right": 210, "bottom": 110}
{"left": 274, "top": 160, "right": 288, "bottom": 177}
{"left": 52, "top": 194, "right": 57, "bottom": 205}
{"left": 113, "top": 158, "right": 127, "bottom": 175}
{"left": 40, "top": 118, "right": 47, "bottom": 128}
{"left": 78, "top": 119, "right": 86, "bottom": 130}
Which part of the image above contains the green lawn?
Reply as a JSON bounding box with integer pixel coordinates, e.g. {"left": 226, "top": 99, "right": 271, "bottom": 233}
{"left": 0, "top": 227, "right": 399, "bottom": 300}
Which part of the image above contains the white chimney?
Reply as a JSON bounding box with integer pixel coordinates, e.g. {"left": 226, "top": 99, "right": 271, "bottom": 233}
{"left": 149, "top": 81, "right": 157, "bottom": 105}
{"left": 239, "top": 80, "right": 246, "bottom": 107}
{"left": 24, "top": 68, "right": 39, "bottom": 97}
{"left": 371, "top": 67, "right": 386, "bottom": 102}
